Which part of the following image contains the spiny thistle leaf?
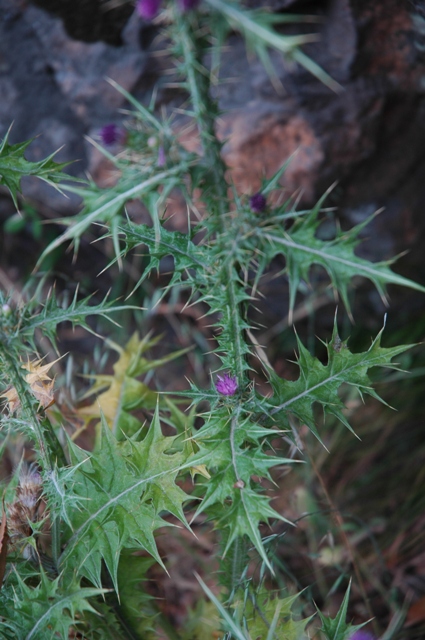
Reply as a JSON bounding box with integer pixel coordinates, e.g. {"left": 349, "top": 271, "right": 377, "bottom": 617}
{"left": 38, "top": 162, "right": 190, "bottom": 263}
{"left": 258, "top": 208, "right": 425, "bottom": 315}
{"left": 58, "top": 409, "right": 192, "bottom": 591}
{"left": 316, "top": 581, "right": 370, "bottom": 640}
{"left": 117, "top": 221, "right": 254, "bottom": 374}
{"left": 235, "top": 587, "right": 311, "bottom": 640}
{"left": 0, "top": 569, "right": 105, "bottom": 640}
{"left": 196, "top": 574, "right": 250, "bottom": 640}
{"left": 204, "top": 0, "right": 342, "bottom": 92}
{"left": 116, "top": 552, "right": 159, "bottom": 639}
{"left": 0, "top": 126, "right": 73, "bottom": 209}
{"left": 267, "top": 321, "right": 413, "bottom": 446}
{"left": 117, "top": 221, "right": 206, "bottom": 295}
{"left": 190, "top": 407, "right": 295, "bottom": 570}
{"left": 15, "top": 289, "right": 139, "bottom": 352}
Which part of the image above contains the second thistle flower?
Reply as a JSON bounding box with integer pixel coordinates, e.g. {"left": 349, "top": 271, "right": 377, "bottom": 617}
{"left": 215, "top": 373, "right": 238, "bottom": 396}
{"left": 136, "top": 0, "right": 162, "bottom": 20}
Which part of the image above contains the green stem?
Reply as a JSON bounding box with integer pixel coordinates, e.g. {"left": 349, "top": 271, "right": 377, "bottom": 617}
{"left": 225, "top": 275, "right": 247, "bottom": 383}
{"left": 175, "top": 10, "right": 249, "bottom": 380}
{"left": 175, "top": 11, "right": 228, "bottom": 221}
{"left": 174, "top": 10, "right": 252, "bottom": 591}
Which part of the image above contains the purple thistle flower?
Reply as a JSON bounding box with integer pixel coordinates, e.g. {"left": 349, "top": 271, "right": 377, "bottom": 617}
{"left": 177, "top": 0, "right": 200, "bottom": 11}
{"left": 100, "top": 123, "right": 126, "bottom": 146}
{"left": 136, "top": 0, "right": 162, "bottom": 20}
{"left": 249, "top": 192, "right": 267, "bottom": 213}
{"left": 215, "top": 373, "right": 238, "bottom": 396}
{"left": 350, "top": 631, "right": 376, "bottom": 640}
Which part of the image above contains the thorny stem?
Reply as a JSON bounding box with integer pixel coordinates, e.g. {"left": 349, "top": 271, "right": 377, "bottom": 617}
{"left": 176, "top": 12, "right": 228, "bottom": 205}
{"left": 175, "top": 10, "right": 248, "bottom": 383}
{"left": 175, "top": 9, "right": 252, "bottom": 585}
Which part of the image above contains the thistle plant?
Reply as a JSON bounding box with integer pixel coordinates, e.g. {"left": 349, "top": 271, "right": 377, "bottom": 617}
{"left": 0, "top": 1, "right": 424, "bottom": 638}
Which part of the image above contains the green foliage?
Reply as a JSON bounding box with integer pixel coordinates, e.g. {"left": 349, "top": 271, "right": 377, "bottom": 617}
{"left": 256, "top": 204, "right": 425, "bottom": 314}
{"left": 266, "top": 320, "right": 411, "bottom": 446}
{"left": 204, "top": 0, "right": 342, "bottom": 92}
{"left": 198, "top": 577, "right": 311, "bottom": 640}
{"left": 0, "top": 568, "right": 105, "bottom": 640}
{"left": 189, "top": 406, "right": 293, "bottom": 570}
{"left": 317, "top": 582, "right": 369, "bottom": 640}
{"left": 54, "top": 411, "right": 192, "bottom": 590}
{"left": 0, "top": 1, "right": 423, "bottom": 638}
{"left": 0, "top": 287, "right": 137, "bottom": 353}
{"left": 0, "top": 125, "right": 73, "bottom": 209}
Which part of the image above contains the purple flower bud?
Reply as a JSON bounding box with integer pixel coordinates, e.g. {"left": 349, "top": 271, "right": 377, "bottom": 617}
{"left": 249, "top": 192, "right": 267, "bottom": 213}
{"left": 177, "top": 0, "right": 200, "bottom": 11}
{"left": 136, "top": 0, "right": 162, "bottom": 20}
{"left": 100, "top": 123, "right": 126, "bottom": 146}
{"left": 215, "top": 373, "right": 238, "bottom": 396}
{"left": 350, "top": 631, "right": 376, "bottom": 640}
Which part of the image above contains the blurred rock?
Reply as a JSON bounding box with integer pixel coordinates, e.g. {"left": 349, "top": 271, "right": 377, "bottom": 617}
{"left": 0, "top": 0, "right": 424, "bottom": 277}
{"left": 0, "top": 0, "right": 148, "bottom": 212}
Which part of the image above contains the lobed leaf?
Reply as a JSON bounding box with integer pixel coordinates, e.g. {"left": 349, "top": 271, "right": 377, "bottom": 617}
{"left": 190, "top": 407, "right": 295, "bottom": 570}
{"left": 316, "top": 580, "right": 370, "bottom": 640}
{"left": 0, "top": 569, "right": 105, "bottom": 640}
{"left": 0, "top": 126, "right": 73, "bottom": 209}
{"left": 58, "top": 409, "right": 192, "bottom": 591}
{"left": 266, "top": 321, "right": 413, "bottom": 446}
{"left": 257, "top": 207, "right": 425, "bottom": 315}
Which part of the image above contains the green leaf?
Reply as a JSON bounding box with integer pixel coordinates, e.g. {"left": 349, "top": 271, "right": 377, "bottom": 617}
{"left": 267, "top": 320, "right": 413, "bottom": 446}
{"left": 117, "top": 552, "right": 159, "bottom": 638}
{"left": 15, "top": 289, "right": 139, "bottom": 352}
{"left": 236, "top": 587, "right": 311, "bottom": 640}
{"left": 204, "top": 0, "right": 342, "bottom": 92}
{"left": 316, "top": 580, "right": 370, "bottom": 640}
{"left": 190, "top": 407, "right": 295, "bottom": 570}
{"left": 196, "top": 574, "right": 250, "bottom": 640}
{"left": 0, "top": 569, "right": 105, "bottom": 640}
{"left": 58, "top": 409, "right": 192, "bottom": 591}
{"left": 197, "top": 578, "right": 311, "bottom": 640}
{"left": 0, "top": 125, "right": 73, "bottom": 209}
{"left": 117, "top": 220, "right": 206, "bottom": 295}
{"left": 258, "top": 207, "right": 425, "bottom": 315}
{"left": 38, "top": 162, "right": 189, "bottom": 263}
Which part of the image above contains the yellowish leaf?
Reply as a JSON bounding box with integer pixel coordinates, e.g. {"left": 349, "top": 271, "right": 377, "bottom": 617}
{"left": 1, "top": 356, "right": 61, "bottom": 413}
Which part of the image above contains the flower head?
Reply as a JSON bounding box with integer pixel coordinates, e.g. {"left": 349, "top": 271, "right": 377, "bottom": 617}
{"left": 100, "top": 123, "right": 126, "bottom": 146}
{"left": 215, "top": 373, "right": 238, "bottom": 396}
{"left": 136, "top": 0, "right": 162, "bottom": 20}
{"left": 350, "top": 631, "right": 376, "bottom": 640}
{"left": 177, "top": 0, "right": 200, "bottom": 11}
{"left": 249, "top": 192, "right": 267, "bottom": 213}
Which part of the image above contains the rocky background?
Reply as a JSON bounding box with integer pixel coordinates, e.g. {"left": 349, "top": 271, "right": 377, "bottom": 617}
{"left": 1, "top": 0, "right": 425, "bottom": 321}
